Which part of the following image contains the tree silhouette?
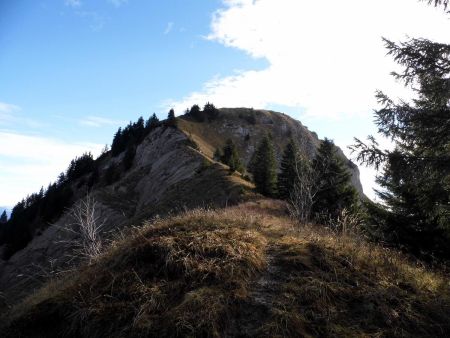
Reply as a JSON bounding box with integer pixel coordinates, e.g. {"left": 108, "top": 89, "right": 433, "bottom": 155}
{"left": 249, "top": 135, "right": 277, "bottom": 197}
{"left": 277, "top": 139, "right": 300, "bottom": 199}
{"left": 313, "top": 139, "right": 357, "bottom": 219}
{"left": 0, "top": 210, "right": 7, "bottom": 224}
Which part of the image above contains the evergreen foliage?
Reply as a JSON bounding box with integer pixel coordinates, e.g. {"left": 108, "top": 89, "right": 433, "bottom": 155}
{"left": 66, "top": 152, "right": 95, "bottom": 181}
{"left": 277, "top": 139, "right": 300, "bottom": 199}
{"left": 351, "top": 35, "right": 450, "bottom": 257}
{"left": 203, "top": 102, "right": 219, "bottom": 121}
{"left": 220, "top": 139, "right": 243, "bottom": 173}
{"left": 184, "top": 103, "right": 220, "bottom": 122}
{"left": 111, "top": 116, "right": 151, "bottom": 157}
{"left": 0, "top": 210, "right": 7, "bottom": 224}
{"left": 146, "top": 113, "right": 160, "bottom": 130}
{"left": 0, "top": 179, "right": 73, "bottom": 259}
{"left": 312, "top": 139, "right": 358, "bottom": 219}
{"left": 213, "top": 148, "right": 222, "bottom": 161}
{"left": 166, "top": 109, "right": 177, "bottom": 127}
{"left": 187, "top": 104, "right": 204, "bottom": 121}
{"left": 249, "top": 135, "right": 277, "bottom": 196}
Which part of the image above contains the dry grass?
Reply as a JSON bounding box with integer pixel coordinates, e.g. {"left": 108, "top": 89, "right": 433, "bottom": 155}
{"left": 2, "top": 199, "right": 450, "bottom": 337}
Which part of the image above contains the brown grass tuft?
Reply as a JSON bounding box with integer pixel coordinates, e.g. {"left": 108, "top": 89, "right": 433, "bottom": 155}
{"left": 2, "top": 199, "right": 450, "bottom": 337}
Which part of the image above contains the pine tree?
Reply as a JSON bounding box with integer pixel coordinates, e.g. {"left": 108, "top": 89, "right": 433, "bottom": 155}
{"left": 249, "top": 135, "right": 277, "bottom": 196}
{"left": 277, "top": 139, "right": 300, "bottom": 199}
{"left": 111, "top": 127, "right": 125, "bottom": 156}
{"left": 312, "top": 139, "right": 357, "bottom": 219}
{"left": 146, "top": 113, "right": 159, "bottom": 130}
{"left": 188, "top": 104, "right": 204, "bottom": 122}
{"left": 204, "top": 102, "right": 219, "bottom": 121}
{"left": 166, "top": 109, "right": 177, "bottom": 127}
{"left": 351, "top": 2, "right": 450, "bottom": 257}
{"left": 0, "top": 210, "right": 7, "bottom": 224}
{"left": 135, "top": 116, "right": 145, "bottom": 142}
{"left": 221, "top": 139, "right": 243, "bottom": 172}
{"left": 213, "top": 148, "right": 222, "bottom": 161}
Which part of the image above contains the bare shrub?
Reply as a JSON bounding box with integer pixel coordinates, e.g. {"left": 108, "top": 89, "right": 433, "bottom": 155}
{"left": 287, "top": 153, "right": 318, "bottom": 225}
{"left": 66, "top": 193, "right": 105, "bottom": 263}
{"left": 315, "top": 208, "right": 364, "bottom": 236}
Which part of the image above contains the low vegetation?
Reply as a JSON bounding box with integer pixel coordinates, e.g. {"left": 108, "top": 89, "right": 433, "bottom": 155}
{"left": 2, "top": 200, "right": 449, "bottom": 337}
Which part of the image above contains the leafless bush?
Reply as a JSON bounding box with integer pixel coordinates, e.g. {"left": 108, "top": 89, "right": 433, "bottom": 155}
{"left": 66, "top": 193, "right": 105, "bottom": 263}
{"left": 316, "top": 208, "right": 364, "bottom": 235}
{"left": 288, "top": 153, "right": 318, "bottom": 225}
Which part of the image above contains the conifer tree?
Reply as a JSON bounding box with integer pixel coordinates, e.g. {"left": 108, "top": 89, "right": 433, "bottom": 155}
{"left": 111, "top": 127, "right": 125, "bottom": 156}
{"left": 249, "top": 135, "right": 277, "bottom": 196}
{"left": 204, "top": 102, "right": 219, "bottom": 121}
{"left": 277, "top": 139, "right": 300, "bottom": 199}
{"left": 351, "top": 1, "right": 450, "bottom": 257}
{"left": 221, "top": 139, "right": 243, "bottom": 172}
{"left": 213, "top": 148, "right": 222, "bottom": 161}
{"left": 0, "top": 210, "right": 7, "bottom": 224}
{"left": 312, "top": 139, "right": 357, "bottom": 219}
{"left": 166, "top": 109, "right": 177, "bottom": 127}
{"left": 146, "top": 113, "right": 159, "bottom": 130}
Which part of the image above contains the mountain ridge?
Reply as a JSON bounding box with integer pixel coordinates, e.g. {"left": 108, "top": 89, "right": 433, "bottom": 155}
{"left": 0, "top": 107, "right": 364, "bottom": 310}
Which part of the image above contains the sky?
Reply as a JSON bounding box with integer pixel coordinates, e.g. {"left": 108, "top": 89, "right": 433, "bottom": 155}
{"left": 1, "top": 0, "right": 449, "bottom": 207}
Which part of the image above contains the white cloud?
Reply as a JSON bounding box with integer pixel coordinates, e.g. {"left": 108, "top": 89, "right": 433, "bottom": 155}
{"left": 169, "top": 0, "right": 450, "bottom": 199}
{"left": 0, "top": 131, "right": 103, "bottom": 206}
{"left": 79, "top": 115, "right": 125, "bottom": 127}
{"left": 108, "top": 0, "right": 128, "bottom": 8}
{"left": 0, "top": 102, "right": 20, "bottom": 123}
{"left": 172, "top": 0, "right": 449, "bottom": 117}
{"left": 164, "top": 22, "right": 174, "bottom": 35}
{"left": 65, "top": 0, "right": 82, "bottom": 8}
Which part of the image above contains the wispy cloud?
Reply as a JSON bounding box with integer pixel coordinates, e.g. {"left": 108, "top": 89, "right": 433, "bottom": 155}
{"left": 164, "top": 22, "right": 174, "bottom": 35}
{"left": 0, "top": 101, "right": 44, "bottom": 128}
{"left": 0, "top": 102, "right": 20, "bottom": 123}
{"left": 79, "top": 115, "right": 125, "bottom": 127}
{"left": 75, "top": 11, "right": 107, "bottom": 31}
{"left": 0, "top": 131, "right": 103, "bottom": 206}
{"left": 64, "top": 0, "right": 82, "bottom": 8}
{"left": 108, "top": 0, "right": 128, "bottom": 8}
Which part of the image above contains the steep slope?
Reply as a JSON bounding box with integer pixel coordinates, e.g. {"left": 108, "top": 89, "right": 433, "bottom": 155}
{"left": 0, "top": 125, "right": 250, "bottom": 308}
{"left": 2, "top": 200, "right": 449, "bottom": 337}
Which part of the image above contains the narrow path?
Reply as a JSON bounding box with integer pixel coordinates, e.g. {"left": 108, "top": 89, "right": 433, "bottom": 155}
{"left": 227, "top": 242, "right": 288, "bottom": 337}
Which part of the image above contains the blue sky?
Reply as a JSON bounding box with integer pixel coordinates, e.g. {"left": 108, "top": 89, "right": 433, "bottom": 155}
{"left": 1, "top": 0, "right": 449, "bottom": 206}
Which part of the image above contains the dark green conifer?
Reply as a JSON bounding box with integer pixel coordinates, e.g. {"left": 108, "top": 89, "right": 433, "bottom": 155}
{"left": 166, "top": 109, "right": 177, "bottom": 127}
{"left": 249, "top": 135, "right": 277, "bottom": 196}
{"left": 277, "top": 139, "right": 300, "bottom": 199}
{"left": 221, "top": 139, "right": 243, "bottom": 173}
{"left": 146, "top": 113, "right": 159, "bottom": 130}
{"left": 0, "top": 210, "right": 7, "bottom": 224}
{"left": 312, "top": 139, "right": 357, "bottom": 218}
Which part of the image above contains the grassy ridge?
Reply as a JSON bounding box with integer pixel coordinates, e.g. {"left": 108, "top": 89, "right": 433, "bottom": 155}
{"left": 2, "top": 200, "right": 450, "bottom": 337}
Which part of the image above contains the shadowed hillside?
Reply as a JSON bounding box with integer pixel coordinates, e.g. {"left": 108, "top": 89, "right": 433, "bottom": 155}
{"left": 2, "top": 200, "right": 449, "bottom": 337}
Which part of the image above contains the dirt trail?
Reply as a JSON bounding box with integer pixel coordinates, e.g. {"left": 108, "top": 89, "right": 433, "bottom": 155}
{"left": 227, "top": 241, "right": 291, "bottom": 337}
